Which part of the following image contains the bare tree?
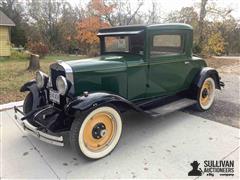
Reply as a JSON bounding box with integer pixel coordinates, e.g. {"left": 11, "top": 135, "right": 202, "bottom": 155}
{"left": 27, "top": 0, "right": 67, "bottom": 50}
{"left": 198, "top": 0, "right": 208, "bottom": 48}
{"left": 126, "top": 1, "right": 143, "bottom": 25}
{"left": 146, "top": 1, "right": 162, "bottom": 24}
{"left": 103, "top": 0, "right": 144, "bottom": 26}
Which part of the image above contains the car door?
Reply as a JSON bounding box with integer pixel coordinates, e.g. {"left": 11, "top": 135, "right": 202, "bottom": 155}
{"left": 126, "top": 34, "right": 148, "bottom": 101}
{"left": 127, "top": 58, "right": 148, "bottom": 100}
{"left": 147, "top": 30, "right": 193, "bottom": 98}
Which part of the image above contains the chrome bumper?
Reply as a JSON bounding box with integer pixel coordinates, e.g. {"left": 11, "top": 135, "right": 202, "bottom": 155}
{"left": 14, "top": 106, "right": 64, "bottom": 146}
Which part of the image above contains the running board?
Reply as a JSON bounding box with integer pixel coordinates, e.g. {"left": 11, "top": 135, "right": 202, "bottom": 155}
{"left": 145, "top": 98, "right": 197, "bottom": 117}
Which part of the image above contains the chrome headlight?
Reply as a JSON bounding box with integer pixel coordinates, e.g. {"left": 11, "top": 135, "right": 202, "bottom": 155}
{"left": 36, "top": 71, "right": 48, "bottom": 89}
{"left": 56, "top": 76, "right": 68, "bottom": 95}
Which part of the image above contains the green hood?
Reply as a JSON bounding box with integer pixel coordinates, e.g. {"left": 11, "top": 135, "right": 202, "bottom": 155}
{"left": 65, "top": 55, "right": 128, "bottom": 73}
{"left": 63, "top": 54, "right": 142, "bottom": 97}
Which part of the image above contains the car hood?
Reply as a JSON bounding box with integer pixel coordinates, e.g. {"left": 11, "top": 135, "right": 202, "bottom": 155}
{"left": 65, "top": 55, "right": 128, "bottom": 73}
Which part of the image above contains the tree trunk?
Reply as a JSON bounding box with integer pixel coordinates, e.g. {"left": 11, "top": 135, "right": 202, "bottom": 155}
{"left": 28, "top": 54, "right": 40, "bottom": 71}
{"left": 198, "top": 0, "right": 208, "bottom": 50}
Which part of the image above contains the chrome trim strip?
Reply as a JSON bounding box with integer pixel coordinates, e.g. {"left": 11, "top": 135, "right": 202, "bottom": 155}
{"left": 23, "top": 119, "right": 37, "bottom": 130}
{"left": 38, "top": 129, "right": 63, "bottom": 142}
{"left": 97, "top": 30, "right": 144, "bottom": 36}
{"left": 14, "top": 112, "right": 64, "bottom": 146}
{"left": 57, "top": 61, "right": 74, "bottom": 94}
{"left": 27, "top": 130, "right": 64, "bottom": 146}
{"left": 58, "top": 61, "right": 74, "bottom": 84}
{"left": 22, "top": 120, "right": 64, "bottom": 146}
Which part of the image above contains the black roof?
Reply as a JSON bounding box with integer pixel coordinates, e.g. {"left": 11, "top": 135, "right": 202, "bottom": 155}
{"left": 98, "top": 23, "right": 192, "bottom": 35}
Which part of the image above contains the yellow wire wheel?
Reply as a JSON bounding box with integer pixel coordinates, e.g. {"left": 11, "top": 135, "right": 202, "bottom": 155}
{"left": 78, "top": 106, "right": 122, "bottom": 159}
{"left": 199, "top": 77, "right": 215, "bottom": 110}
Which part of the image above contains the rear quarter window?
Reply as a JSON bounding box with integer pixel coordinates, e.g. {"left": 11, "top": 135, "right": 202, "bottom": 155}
{"left": 151, "top": 34, "right": 184, "bottom": 57}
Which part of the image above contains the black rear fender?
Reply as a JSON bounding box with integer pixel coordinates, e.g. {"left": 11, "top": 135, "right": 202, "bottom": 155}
{"left": 195, "top": 67, "right": 222, "bottom": 90}
{"left": 187, "top": 67, "right": 224, "bottom": 99}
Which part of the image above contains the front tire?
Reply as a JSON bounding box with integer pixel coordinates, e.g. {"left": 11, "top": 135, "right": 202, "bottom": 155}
{"left": 70, "top": 106, "right": 122, "bottom": 159}
{"left": 23, "top": 92, "right": 33, "bottom": 114}
{"left": 23, "top": 92, "right": 39, "bottom": 126}
{"left": 195, "top": 77, "right": 216, "bottom": 111}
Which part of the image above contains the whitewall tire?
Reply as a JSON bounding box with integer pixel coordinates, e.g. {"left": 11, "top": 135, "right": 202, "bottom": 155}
{"left": 195, "top": 77, "right": 216, "bottom": 111}
{"left": 70, "top": 106, "right": 122, "bottom": 159}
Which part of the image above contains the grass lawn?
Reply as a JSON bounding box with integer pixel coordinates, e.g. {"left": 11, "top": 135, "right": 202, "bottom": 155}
{"left": 0, "top": 54, "right": 86, "bottom": 104}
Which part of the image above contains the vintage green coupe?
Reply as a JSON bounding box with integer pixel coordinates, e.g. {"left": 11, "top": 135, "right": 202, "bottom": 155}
{"left": 14, "top": 23, "right": 224, "bottom": 159}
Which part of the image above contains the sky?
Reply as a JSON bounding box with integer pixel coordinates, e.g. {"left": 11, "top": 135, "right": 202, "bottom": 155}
{"left": 68, "top": 0, "right": 240, "bottom": 19}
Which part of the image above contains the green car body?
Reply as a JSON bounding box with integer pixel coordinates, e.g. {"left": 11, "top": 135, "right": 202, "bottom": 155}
{"left": 15, "top": 23, "right": 223, "bottom": 156}
{"left": 65, "top": 23, "right": 207, "bottom": 101}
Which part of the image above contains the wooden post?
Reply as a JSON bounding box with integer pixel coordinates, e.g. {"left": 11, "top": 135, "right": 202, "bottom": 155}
{"left": 28, "top": 53, "right": 40, "bottom": 71}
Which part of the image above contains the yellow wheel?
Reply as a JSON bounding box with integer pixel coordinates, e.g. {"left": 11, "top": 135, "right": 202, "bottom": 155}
{"left": 197, "top": 77, "right": 215, "bottom": 110}
{"left": 70, "top": 106, "right": 122, "bottom": 159}
{"left": 82, "top": 112, "right": 116, "bottom": 151}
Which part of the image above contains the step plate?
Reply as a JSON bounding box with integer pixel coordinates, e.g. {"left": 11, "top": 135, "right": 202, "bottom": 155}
{"left": 145, "top": 98, "right": 197, "bottom": 117}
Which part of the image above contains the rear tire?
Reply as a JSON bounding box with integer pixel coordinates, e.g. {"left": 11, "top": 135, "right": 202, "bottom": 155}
{"left": 70, "top": 106, "right": 122, "bottom": 159}
{"left": 194, "top": 77, "right": 215, "bottom": 111}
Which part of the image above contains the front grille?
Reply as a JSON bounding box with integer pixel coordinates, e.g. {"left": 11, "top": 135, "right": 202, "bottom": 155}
{"left": 50, "top": 64, "right": 66, "bottom": 90}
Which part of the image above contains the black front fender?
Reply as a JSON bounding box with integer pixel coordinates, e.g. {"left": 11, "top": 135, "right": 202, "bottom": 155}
{"left": 195, "top": 67, "right": 222, "bottom": 89}
{"left": 20, "top": 80, "right": 37, "bottom": 92}
{"left": 20, "top": 80, "right": 42, "bottom": 109}
{"left": 65, "top": 92, "right": 141, "bottom": 116}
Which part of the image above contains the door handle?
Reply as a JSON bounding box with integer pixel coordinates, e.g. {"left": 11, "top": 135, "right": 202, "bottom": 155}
{"left": 185, "top": 61, "right": 190, "bottom": 64}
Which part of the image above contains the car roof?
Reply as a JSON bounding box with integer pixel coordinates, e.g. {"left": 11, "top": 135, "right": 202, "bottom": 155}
{"left": 98, "top": 23, "right": 193, "bottom": 34}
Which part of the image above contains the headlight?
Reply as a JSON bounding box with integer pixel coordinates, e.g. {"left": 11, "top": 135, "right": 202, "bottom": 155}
{"left": 36, "top": 71, "right": 48, "bottom": 88}
{"left": 56, "top": 76, "right": 68, "bottom": 95}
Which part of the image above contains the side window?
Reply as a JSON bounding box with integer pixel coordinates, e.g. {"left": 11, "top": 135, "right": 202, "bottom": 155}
{"left": 150, "top": 34, "right": 184, "bottom": 57}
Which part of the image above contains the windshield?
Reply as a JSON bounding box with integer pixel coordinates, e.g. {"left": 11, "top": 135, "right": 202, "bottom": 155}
{"left": 103, "top": 34, "right": 144, "bottom": 55}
